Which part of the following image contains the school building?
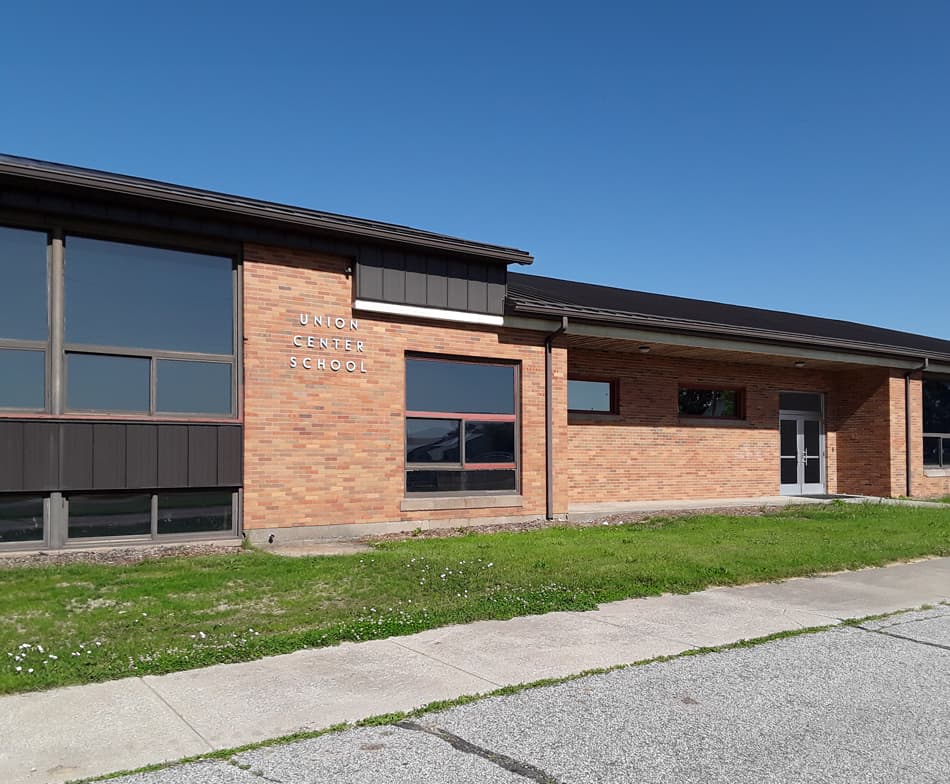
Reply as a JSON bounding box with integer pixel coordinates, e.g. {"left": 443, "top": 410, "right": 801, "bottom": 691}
{"left": 1, "top": 154, "right": 948, "bottom": 549}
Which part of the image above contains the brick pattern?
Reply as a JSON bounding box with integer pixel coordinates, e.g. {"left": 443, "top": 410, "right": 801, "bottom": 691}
{"left": 242, "top": 244, "right": 568, "bottom": 530}
{"left": 567, "top": 349, "right": 904, "bottom": 502}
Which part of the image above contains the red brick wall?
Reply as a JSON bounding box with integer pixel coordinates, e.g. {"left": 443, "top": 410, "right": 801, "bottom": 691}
{"left": 567, "top": 349, "right": 904, "bottom": 503}
{"left": 242, "top": 244, "right": 568, "bottom": 531}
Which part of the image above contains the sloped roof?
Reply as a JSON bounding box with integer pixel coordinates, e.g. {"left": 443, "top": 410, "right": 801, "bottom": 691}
{"left": 508, "top": 271, "right": 950, "bottom": 362}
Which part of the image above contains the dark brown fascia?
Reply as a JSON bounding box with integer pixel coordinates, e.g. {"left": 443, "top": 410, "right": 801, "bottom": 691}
{"left": 0, "top": 156, "right": 533, "bottom": 265}
{"left": 509, "top": 300, "right": 950, "bottom": 365}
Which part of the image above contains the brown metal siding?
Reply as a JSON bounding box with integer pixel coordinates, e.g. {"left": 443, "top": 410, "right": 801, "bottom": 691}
{"left": 356, "top": 250, "right": 507, "bottom": 315}
{"left": 0, "top": 421, "right": 242, "bottom": 493}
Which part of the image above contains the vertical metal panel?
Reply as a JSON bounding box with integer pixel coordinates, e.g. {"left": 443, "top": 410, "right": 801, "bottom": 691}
{"left": 93, "top": 423, "right": 126, "bottom": 489}
{"left": 357, "top": 246, "right": 384, "bottom": 301}
{"left": 446, "top": 260, "right": 469, "bottom": 311}
{"left": 217, "top": 426, "right": 243, "bottom": 485}
{"left": 188, "top": 426, "right": 218, "bottom": 486}
{"left": 61, "top": 423, "right": 93, "bottom": 490}
{"left": 467, "top": 262, "right": 488, "bottom": 314}
{"left": 126, "top": 424, "right": 158, "bottom": 488}
{"left": 426, "top": 257, "right": 448, "bottom": 307}
{"left": 381, "top": 250, "right": 406, "bottom": 303}
{"left": 486, "top": 263, "right": 507, "bottom": 315}
{"left": 23, "top": 422, "right": 57, "bottom": 491}
{"left": 404, "top": 253, "right": 428, "bottom": 306}
{"left": 157, "top": 425, "right": 189, "bottom": 487}
{"left": 0, "top": 422, "right": 25, "bottom": 491}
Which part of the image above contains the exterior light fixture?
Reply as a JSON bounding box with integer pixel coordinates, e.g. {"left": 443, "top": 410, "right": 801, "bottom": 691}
{"left": 638, "top": 345, "right": 651, "bottom": 353}
{"left": 794, "top": 361, "right": 806, "bottom": 368}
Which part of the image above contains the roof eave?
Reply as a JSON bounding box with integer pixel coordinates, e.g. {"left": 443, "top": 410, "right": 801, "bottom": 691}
{"left": 0, "top": 157, "right": 534, "bottom": 265}
{"left": 509, "top": 301, "right": 950, "bottom": 365}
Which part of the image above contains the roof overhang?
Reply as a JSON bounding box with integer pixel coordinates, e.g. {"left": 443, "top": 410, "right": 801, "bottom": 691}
{"left": 505, "top": 312, "right": 950, "bottom": 372}
{"left": 0, "top": 155, "right": 533, "bottom": 265}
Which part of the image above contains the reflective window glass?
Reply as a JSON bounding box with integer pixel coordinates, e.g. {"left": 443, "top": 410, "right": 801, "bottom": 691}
{"left": 679, "top": 388, "right": 741, "bottom": 418}
{"left": 923, "top": 379, "right": 950, "bottom": 433}
{"left": 406, "top": 470, "right": 516, "bottom": 493}
{"left": 67, "top": 354, "right": 149, "bottom": 412}
{"left": 157, "top": 360, "right": 232, "bottom": 414}
{"left": 464, "top": 421, "right": 515, "bottom": 463}
{"left": 0, "top": 495, "right": 44, "bottom": 543}
{"left": 779, "top": 392, "right": 822, "bottom": 412}
{"left": 158, "top": 491, "right": 232, "bottom": 535}
{"left": 0, "top": 349, "right": 45, "bottom": 409}
{"left": 406, "top": 359, "right": 514, "bottom": 414}
{"left": 65, "top": 237, "right": 233, "bottom": 353}
{"left": 923, "top": 437, "right": 939, "bottom": 466}
{"left": 68, "top": 494, "right": 150, "bottom": 538}
{"left": 0, "top": 226, "right": 47, "bottom": 341}
{"left": 406, "top": 418, "right": 460, "bottom": 463}
{"left": 569, "top": 380, "right": 613, "bottom": 412}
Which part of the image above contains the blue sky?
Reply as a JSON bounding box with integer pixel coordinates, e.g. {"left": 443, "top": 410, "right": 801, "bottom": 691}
{"left": 3, "top": 1, "right": 948, "bottom": 338}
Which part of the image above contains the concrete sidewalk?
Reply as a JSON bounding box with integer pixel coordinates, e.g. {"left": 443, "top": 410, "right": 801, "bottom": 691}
{"left": 2, "top": 558, "right": 949, "bottom": 784}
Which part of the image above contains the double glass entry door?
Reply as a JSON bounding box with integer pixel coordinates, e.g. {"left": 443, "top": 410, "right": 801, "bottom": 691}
{"left": 780, "top": 414, "right": 825, "bottom": 495}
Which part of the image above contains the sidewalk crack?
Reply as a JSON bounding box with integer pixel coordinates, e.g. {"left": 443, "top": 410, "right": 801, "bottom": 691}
{"left": 853, "top": 625, "right": 950, "bottom": 652}
{"left": 387, "top": 639, "right": 502, "bottom": 687}
{"left": 397, "top": 720, "right": 566, "bottom": 784}
{"left": 139, "top": 678, "right": 215, "bottom": 751}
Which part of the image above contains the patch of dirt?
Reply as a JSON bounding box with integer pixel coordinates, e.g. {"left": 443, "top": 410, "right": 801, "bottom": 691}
{"left": 0, "top": 542, "right": 245, "bottom": 570}
{"left": 360, "top": 505, "right": 791, "bottom": 543}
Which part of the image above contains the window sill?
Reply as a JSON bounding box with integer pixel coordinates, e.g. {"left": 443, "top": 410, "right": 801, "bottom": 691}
{"left": 401, "top": 495, "right": 524, "bottom": 512}
{"left": 924, "top": 468, "right": 950, "bottom": 478}
{"left": 678, "top": 417, "right": 748, "bottom": 428}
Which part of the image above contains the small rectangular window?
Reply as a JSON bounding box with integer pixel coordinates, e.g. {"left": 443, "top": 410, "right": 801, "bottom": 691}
{"left": 0, "top": 349, "right": 45, "bottom": 409}
{"left": 0, "top": 495, "right": 44, "bottom": 543}
{"left": 158, "top": 490, "right": 233, "bottom": 535}
{"left": 67, "top": 493, "right": 151, "bottom": 538}
{"left": 568, "top": 379, "right": 615, "bottom": 413}
{"left": 406, "top": 418, "right": 461, "bottom": 463}
{"left": 679, "top": 387, "right": 744, "bottom": 419}
{"left": 67, "top": 353, "right": 150, "bottom": 412}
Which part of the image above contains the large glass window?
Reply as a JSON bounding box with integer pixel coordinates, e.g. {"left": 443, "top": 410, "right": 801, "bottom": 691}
{"left": 65, "top": 237, "right": 233, "bottom": 353}
{"left": 923, "top": 378, "right": 950, "bottom": 468}
{"left": 679, "top": 387, "right": 744, "bottom": 419}
{"left": 67, "top": 490, "right": 236, "bottom": 539}
{"left": 63, "top": 235, "right": 236, "bottom": 416}
{"left": 405, "top": 357, "right": 518, "bottom": 494}
{"left": 0, "top": 495, "right": 44, "bottom": 543}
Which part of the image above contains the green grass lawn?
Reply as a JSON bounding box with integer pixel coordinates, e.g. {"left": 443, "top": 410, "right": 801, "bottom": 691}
{"left": 1, "top": 502, "right": 948, "bottom": 695}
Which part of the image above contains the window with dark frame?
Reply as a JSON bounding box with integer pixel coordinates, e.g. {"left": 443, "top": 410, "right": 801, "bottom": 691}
{"left": 405, "top": 356, "right": 518, "bottom": 494}
{"left": 923, "top": 378, "right": 950, "bottom": 469}
{"left": 678, "top": 387, "right": 744, "bottom": 419}
{"left": 0, "top": 226, "right": 48, "bottom": 411}
{"left": 64, "top": 236, "right": 236, "bottom": 416}
{"left": 568, "top": 378, "right": 616, "bottom": 413}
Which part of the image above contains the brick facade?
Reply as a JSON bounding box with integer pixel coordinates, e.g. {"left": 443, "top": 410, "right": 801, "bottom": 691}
{"left": 241, "top": 244, "right": 941, "bottom": 538}
{"left": 242, "top": 244, "right": 568, "bottom": 534}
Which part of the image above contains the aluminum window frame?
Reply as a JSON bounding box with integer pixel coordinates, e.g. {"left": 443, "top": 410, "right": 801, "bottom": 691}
{"left": 404, "top": 354, "right": 521, "bottom": 496}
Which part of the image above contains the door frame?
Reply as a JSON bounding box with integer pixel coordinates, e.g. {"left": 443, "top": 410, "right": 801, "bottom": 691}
{"left": 779, "top": 394, "right": 826, "bottom": 496}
